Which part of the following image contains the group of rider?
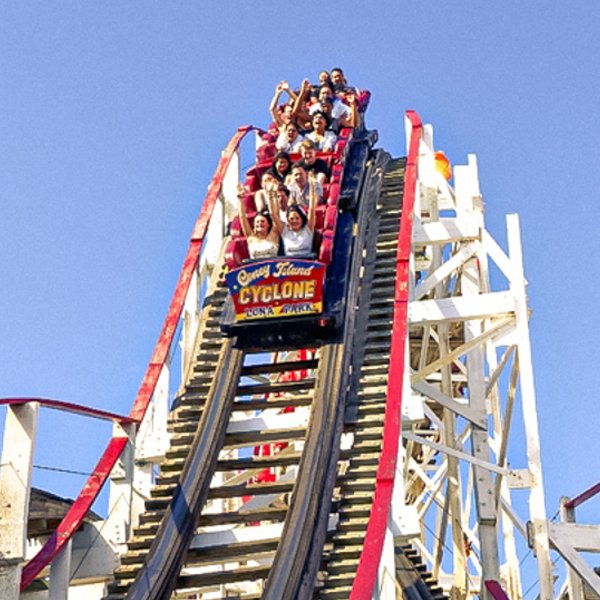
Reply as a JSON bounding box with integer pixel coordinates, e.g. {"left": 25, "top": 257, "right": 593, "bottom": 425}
{"left": 238, "top": 68, "right": 357, "bottom": 261}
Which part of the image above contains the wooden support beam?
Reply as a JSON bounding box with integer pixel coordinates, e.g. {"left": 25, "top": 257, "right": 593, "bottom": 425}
{"left": 409, "top": 292, "right": 515, "bottom": 324}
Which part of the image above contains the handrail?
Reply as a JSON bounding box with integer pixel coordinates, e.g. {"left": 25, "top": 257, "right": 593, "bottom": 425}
{"left": 20, "top": 124, "right": 259, "bottom": 591}
{"left": 349, "top": 110, "right": 422, "bottom": 599}
{"left": 0, "top": 397, "right": 133, "bottom": 424}
{"left": 129, "top": 124, "right": 257, "bottom": 422}
{"left": 563, "top": 481, "right": 600, "bottom": 510}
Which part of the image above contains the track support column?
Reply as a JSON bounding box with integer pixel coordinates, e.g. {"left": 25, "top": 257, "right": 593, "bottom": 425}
{"left": 0, "top": 402, "right": 39, "bottom": 597}
{"left": 507, "top": 213, "right": 553, "bottom": 599}
{"left": 456, "top": 156, "right": 500, "bottom": 599}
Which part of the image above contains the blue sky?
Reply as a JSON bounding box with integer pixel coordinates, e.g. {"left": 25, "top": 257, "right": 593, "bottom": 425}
{"left": 2, "top": 0, "right": 599, "bottom": 582}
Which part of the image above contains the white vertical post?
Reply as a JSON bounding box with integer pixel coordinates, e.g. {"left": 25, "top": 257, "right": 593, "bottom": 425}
{"left": 223, "top": 147, "right": 240, "bottom": 224}
{"left": 181, "top": 267, "right": 200, "bottom": 379}
{"left": 506, "top": 213, "right": 553, "bottom": 599}
{"left": 375, "top": 526, "right": 397, "bottom": 600}
{"left": 0, "top": 402, "right": 39, "bottom": 596}
{"left": 456, "top": 155, "right": 500, "bottom": 599}
{"left": 48, "top": 538, "right": 72, "bottom": 600}
{"left": 560, "top": 497, "right": 584, "bottom": 600}
{"left": 106, "top": 422, "right": 136, "bottom": 551}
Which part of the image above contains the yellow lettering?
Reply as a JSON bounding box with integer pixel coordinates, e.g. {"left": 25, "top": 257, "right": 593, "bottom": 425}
{"left": 282, "top": 281, "right": 293, "bottom": 299}
{"left": 239, "top": 288, "right": 251, "bottom": 305}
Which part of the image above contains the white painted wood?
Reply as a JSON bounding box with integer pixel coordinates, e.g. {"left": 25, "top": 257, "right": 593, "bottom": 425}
{"left": 191, "top": 522, "right": 284, "bottom": 548}
{"left": 414, "top": 243, "right": 479, "bottom": 300}
{"left": 136, "top": 361, "right": 171, "bottom": 464}
{"left": 507, "top": 213, "right": 554, "bottom": 599}
{"left": 222, "top": 147, "right": 240, "bottom": 224}
{"left": 506, "top": 469, "right": 532, "bottom": 489}
{"left": 411, "top": 317, "right": 513, "bottom": 384}
{"left": 225, "top": 411, "right": 309, "bottom": 435}
{"left": 560, "top": 500, "right": 585, "bottom": 600}
{"left": 413, "top": 219, "right": 479, "bottom": 245}
{"left": 550, "top": 522, "right": 600, "bottom": 551}
{"left": 409, "top": 291, "right": 515, "bottom": 324}
{"left": 403, "top": 432, "right": 508, "bottom": 476}
{"left": 48, "top": 538, "right": 71, "bottom": 600}
{"left": 549, "top": 523, "right": 600, "bottom": 596}
{"left": 181, "top": 267, "right": 200, "bottom": 379}
{"left": 375, "top": 526, "right": 397, "bottom": 600}
{"left": 412, "top": 379, "right": 486, "bottom": 428}
{"left": 482, "top": 230, "right": 518, "bottom": 284}
{"left": 457, "top": 155, "right": 501, "bottom": 598}
{"left": 0, "top": 402, "right": 39, "bottom": 596}
{"left": 106, "top": 423, "right": 137, "bottom": 549}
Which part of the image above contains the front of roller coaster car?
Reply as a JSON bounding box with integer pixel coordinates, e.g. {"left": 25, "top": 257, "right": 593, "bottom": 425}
{"left": 226, "top": 258, "right": 326, "bottom": 322}
{"left": 220, "top": 254, "right": 337, "bottom": 349}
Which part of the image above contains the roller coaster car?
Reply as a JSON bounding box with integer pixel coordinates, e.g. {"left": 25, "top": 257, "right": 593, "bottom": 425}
{"left": 221, "top": 129, "right": 377, "bottom": 351}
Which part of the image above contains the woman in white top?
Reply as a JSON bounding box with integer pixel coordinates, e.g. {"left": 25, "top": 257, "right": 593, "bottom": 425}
{"left": 271, "top": 172, "right": 318, "bottom": 257}
{"left": 306, "top": 111, "right": 337, "bottom": 152}
{"left": 238, "top": 184, "right": 280, "bottom": 260}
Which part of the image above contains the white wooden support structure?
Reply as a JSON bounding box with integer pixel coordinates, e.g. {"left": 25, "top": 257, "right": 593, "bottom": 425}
{"left": 383, "top": 119, "right": 556, "bottom": 599}
{"left": 551, "top": 494, "right": 600, "bottom": 599}
{"left": 0, "top": 402, "right": 38, "bottom": 597}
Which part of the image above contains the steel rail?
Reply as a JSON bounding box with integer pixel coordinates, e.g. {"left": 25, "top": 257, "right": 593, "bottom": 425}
{"left": 349, "top": 110, "right": 423, "bottom": 599}
{"left": 298, "top": 149, "right": 391, "bottom": 599}
{"left": 125, "top": 340, "right": 244, "bottom": 600}
{"left": 261, "top": 137, "right": 377, "bottom": 600}
{"left": 19, "top": 124, "right": 259, "bottom": 591}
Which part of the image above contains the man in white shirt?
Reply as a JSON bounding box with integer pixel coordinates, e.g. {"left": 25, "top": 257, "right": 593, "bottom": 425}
{"left": 288, "top": 163, "right": 323, "bottom": 207}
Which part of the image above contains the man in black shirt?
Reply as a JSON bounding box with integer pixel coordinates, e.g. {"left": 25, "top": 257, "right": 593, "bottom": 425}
{"left": 298, "top": 140, "right": 330, "bottom": 184}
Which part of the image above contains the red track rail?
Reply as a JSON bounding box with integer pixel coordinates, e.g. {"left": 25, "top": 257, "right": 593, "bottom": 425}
{"left": 0, "top": 398, "right": 132, "bottom": 423}
{"left": 349, "top": 110, "right": 422, "bottom": 599}
{"left": 18, "top": 124, "right": 259, "bottom": 590}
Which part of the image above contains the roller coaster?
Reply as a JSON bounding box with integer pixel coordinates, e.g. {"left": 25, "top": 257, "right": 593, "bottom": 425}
{"left": 1, "top": 85, "right": 600, "bottom": 600}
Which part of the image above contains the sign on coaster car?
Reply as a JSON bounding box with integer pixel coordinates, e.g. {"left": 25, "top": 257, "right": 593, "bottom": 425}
{"left": 225, "top": 258, "right": 326, "bottom": 322}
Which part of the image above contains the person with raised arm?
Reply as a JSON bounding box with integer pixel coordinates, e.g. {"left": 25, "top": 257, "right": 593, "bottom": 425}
{"left": 271, "top": 172, "right": 318, "bottom": 258}
{"left": 269, "top": 80, "right": 298, "bottom": 133}
{"left": 254, "top": 171, "right": 279, "bottom": 212}
{"left": 291, "top": 78, "right": 314, "bottom": 132}
{"left": 237, "top": 183, "right": 280, "bottom": 260}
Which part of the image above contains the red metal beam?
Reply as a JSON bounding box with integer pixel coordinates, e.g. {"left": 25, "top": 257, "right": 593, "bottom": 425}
{"left": 129, "top": 124, "right": 255, "bottom": 422}
{"left": 21, "top": 435, "right": 128, "bottom": 590}
{"left": 20, "top": 124, "right": 259, "bottom": 590}
{"left": 484, "top": 580, "right": 510, "bottom": 600}
{"left": 349, "top": 110, "right": 422, "bottom": 599}
{"left": 0, "top": 397, "right": 132, "bottom": 424}
{"left": 563, "top": 481, "right": 600, "bottom": 509}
